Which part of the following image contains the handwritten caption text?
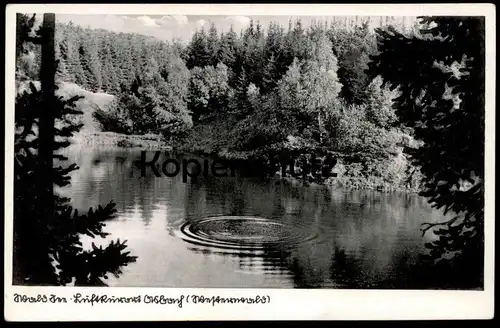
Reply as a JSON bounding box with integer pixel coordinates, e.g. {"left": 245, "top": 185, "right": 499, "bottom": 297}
{"left": 12, "top": 293, "right": 271, "bottom": 308}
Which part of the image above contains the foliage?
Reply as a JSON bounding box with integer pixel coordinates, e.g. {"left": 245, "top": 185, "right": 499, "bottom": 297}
{"left": 53, "top": 22, "right": 173, "bottom": 94}
{"left": 188, "top": 63, "right": 230, "bottom": 122}
{"left": 370, "top": 16, "right": 485, "bottom": 285}
{"left": 165, "top": 19, "right": 421, "bottom": 191}
{"left": 328, "top": 22, "right": 377, "bottom": 104}
{"left": 364, "top": 75, "right": 398, "bottom": 128}
{"left": 93, "top": 51, "right": 191, "bottom": 138}
{"left": 14, "top": 14, "right": 136, "bottom": 286}
{"left": 54, "top": 17, "right": 423, "bottom": 191}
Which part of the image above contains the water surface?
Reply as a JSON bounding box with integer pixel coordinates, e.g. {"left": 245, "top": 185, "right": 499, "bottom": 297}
{"left": 59, "top": 146, "right": 447, "bottom": 288}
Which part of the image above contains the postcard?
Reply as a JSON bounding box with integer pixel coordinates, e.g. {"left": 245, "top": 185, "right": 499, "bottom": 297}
{"left": 4, "top": 3, "right": 495, "bottom": 321}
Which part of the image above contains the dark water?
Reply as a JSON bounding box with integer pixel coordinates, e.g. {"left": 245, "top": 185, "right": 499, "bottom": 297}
{"left": 58, "top": 146, "right": 448, "bottom": 288}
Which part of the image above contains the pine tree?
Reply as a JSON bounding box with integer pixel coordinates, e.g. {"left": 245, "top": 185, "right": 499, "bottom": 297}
{"left": 62, "top": 24, "right": 86, "bottom": 86}
{"left": 102, "top": 35, "right": 121, "bottom": 94}
{"left": 77, "top": 45, "right": 91, "bottom": 89}
{"left": 261, "top": 54, "right": 279, "bottom": 93}
{"left": 264, "top": 22, "right": 284, "bottom": 59}
{"left": 186, "top": 28, "right": 211, "bottom": 69}
{"left": 56, "top": 56, "right": 71, "bottom": 83}
{"left": 217, "top": 26, "right": 238, "bottom": 80}
{"left": 331, "top": 21, "right": 377, "bottom": 104}
{"left": 54, "top": 24, "right": 72, "bottom": 83}
{"left": 230, "top": 68, "right": 251, "bottom": 118}
{"left": 78, "top": 39, "right": 102, "bottom": 92}
{"left": 109, "top": 36, "right": 126, "bottom": 89}
{"left": 86, "top": 34, "right": 103, "bottom": 92}
{"left": 207, "top": 22, "right": 219, "bottom": 67}
{"left": 119, "top": 40, "right": 134, "bottom": 89}
{"left": 265, "top": 22, "right": 288, "bottom": 80}
{"left": 14, "top": 13, "right": 137, "bottom": 286}
{"left": 370, "top": 17, "right": 485, "bottom": 287}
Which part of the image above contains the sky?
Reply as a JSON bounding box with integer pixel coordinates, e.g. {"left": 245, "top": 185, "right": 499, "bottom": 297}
{"left": 54, "top": 14, "right": 418, "bottom": 43}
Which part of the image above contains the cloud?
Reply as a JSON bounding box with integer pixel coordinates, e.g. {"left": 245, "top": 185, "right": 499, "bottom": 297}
{"left": 225, "top": 15, "right": 250, "bottom": 26}
{"left": 137, "top": 15, "right": 159, "bottom": 27}
{"left": 124, "top": 15, "right": 189, "bottom": 29}
{"left": 196, "top": 19, "right": 206, "bottom": 28}
{"left": 159, "top": 15, "right": 188, "bottom": 26}
{"left": 56, "top": 14, "right": 127, "bottom": 32}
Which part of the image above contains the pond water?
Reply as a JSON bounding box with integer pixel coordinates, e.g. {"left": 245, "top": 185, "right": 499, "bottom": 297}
{"left": 58, "top": 146, "right": 448, "bottom": 288}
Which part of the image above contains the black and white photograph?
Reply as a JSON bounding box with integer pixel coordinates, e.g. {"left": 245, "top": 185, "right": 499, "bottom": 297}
{"left": 5, "top": 3, "right": 495, "bottom": 321}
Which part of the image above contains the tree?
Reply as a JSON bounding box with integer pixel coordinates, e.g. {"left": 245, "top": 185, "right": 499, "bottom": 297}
{"left": 14, "top": 13, "right": 136, "bottom": 286}
{"left": 155, "top": 52, "right": 192, "bottom": 137}
{"left": 207, "top": 22, "right": 219, "bottom": 67}
{"left": 329, "top": 21, "right": 377, "bottom": 104}
{"left": 261, "top": 54, "right": 279, "bottom": 92}
{"left": 186, "top": 28, "right": 211, "bottom": 69}
{"left": 188, "top": 66, "right": 210, "bottom": 122}
{"left": 285, "top": 20, "right": 308, "bottom": 62}
{"left": 99, "top": 35, "right": 120, "bottom": 93}
{"left": 78, "top": 38, "right": 102, "bottom": 92}
{"left": 229, "top": 68, "right": 251, "bottom": 118}
{"left": 55, "top": 36, "right": 71, "bottom": 83}
{"left": 61, "top": 24, "right": 86, "bottom": 86}
{"left": 276, "top": 31, "right": 343, "bottom": 145}
{"left": 188, "top": 63, "right": 230, "bottom": 122}
{"left": 370, "top": 17, "right": 485, "bottom": 286}
{"left": 141, "top": 56, "right": 163, "bottom": 89}
{"left": 217, "top": 26, "right": 237, "bottom": 70}
{"left": 364, "top": 75, "right": 398, "bottom": 128}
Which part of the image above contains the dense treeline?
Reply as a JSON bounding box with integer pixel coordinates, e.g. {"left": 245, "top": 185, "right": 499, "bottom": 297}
{"left": 55, "top": 22, "right": 183, "bottom": 94}
{"left": 44, "top": 19, "right": 421, "bottom": 190}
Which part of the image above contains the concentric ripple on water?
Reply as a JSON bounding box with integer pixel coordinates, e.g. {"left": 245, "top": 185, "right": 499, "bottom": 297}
{"left": 178, "top": 216, "right": 317, "bottom": 251}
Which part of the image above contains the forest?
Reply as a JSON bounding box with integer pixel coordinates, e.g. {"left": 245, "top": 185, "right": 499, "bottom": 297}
{"left": 14, "top": 14, "right": 485, "bottom": 287}
{"left": 19, "top": 18, "right": 424, "bottom": 191}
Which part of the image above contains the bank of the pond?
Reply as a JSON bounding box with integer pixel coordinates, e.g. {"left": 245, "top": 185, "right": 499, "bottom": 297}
{"left": 72, "top": 131, "right": 422, "bottom": 193}
{"left": 177, "top": 148, "right": 423, "bottom": 194}
{"left": 72, "top": 131, "right": 172, "bottom": 150}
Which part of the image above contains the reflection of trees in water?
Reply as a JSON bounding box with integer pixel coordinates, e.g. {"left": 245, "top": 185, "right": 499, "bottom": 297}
{"left": 236, "top": 248, "right": 288, "bottom": 274}
{"left": 63, "top": 149, "right": 457, "bottom": 288}
{"left": 179, "top": 175, "right": 443, "bottom": 288}
{"left": 186, "top": 243, "right": 295, "bottom": 280}
{"left": 330, "top": 246, "right": 359, "bottom": 288}
{"left": 229, "top": 183, "right": 246, "bottom": 216}
{"left": 289, "top": 257, "right": 323, "bottom": 288}
{"left": 184, "top": 179, "right": 208, "bottom": 218}
{"left": 63, "top": 147, "right": 167, "bottom": 227}
{"left": 335, "top": 247, "right": 475, "bottom": 289}
{"left": 327, "top": 242, "right": 478, "bottom": 289}
{"left": 136, "top": 177, "right": 155, "bottom": 226}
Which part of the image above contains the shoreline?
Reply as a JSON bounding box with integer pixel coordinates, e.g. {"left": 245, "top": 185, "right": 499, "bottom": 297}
{"left": 71, "top": 131, "right": 422, "bottom": 194}
{"left": 71, "top": 131, "right": 172, "bottom": 150}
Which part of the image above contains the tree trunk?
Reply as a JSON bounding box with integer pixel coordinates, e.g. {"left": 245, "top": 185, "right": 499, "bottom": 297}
{"left": 38, "top": 13, "right": 56, "bottom": 224}
{"left": 318, "top": 111, "right": 323, "bottom": 144}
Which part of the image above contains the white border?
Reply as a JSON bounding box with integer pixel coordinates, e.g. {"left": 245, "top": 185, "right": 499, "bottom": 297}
{"left": 4, "top": 4, "right": 495, "bottom": 321}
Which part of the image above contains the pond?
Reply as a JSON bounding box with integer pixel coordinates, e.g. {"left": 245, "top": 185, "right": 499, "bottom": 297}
{"left": 58, "top": 146, "right": 448, "bottom": 288}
